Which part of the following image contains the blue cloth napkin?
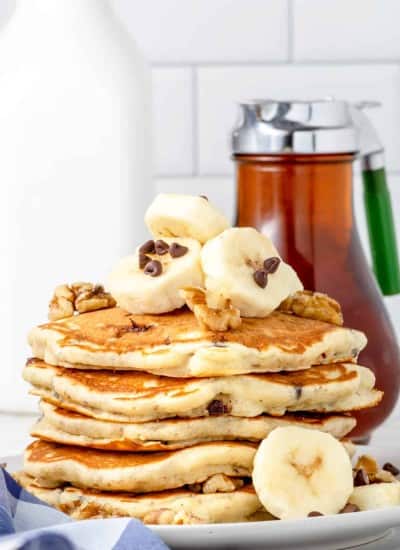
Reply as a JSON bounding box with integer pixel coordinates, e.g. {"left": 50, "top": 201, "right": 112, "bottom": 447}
{"left": 0, "top": 467, "right": 169, "bottom": 550}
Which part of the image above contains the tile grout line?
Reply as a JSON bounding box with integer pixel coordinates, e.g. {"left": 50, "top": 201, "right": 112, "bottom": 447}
{"left": 155, "top": 173, "right": 196, "bottom": 179}
{"left": 191, "top": 66, "right": 199, "bottom": 177}
{"left": 287, "top": 0, "right": 294, "bottom": 63}
{"left": 151, "top": 59, "right": 400, "bottom": 68}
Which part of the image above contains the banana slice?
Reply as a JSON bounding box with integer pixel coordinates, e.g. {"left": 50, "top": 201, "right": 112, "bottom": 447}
{"left": 349, "top": 482, "right": 400, "bottom": 511}
{"left": 107, "top": 238, "right": 203, "bottom": 314}
{"left": 202, "top": 227, "right": 303, "bottom": 317}
{"left": 252, "top": 427, "right": 354, "bottom": 519}
{"left": 145, "top": 194, "right": 230, "bottom": 244}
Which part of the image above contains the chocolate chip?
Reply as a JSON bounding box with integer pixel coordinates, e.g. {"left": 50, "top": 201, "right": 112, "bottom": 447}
{"left": 199, "top": 194, "right": 208, "bottom": 201}
{"left": 383, "top": 462, "right": 400, "bottom": 476}
{"left": 170, "top": 242, "right": 188, "bottom": 258}
{"left": 263, "top": 257, "right": 281, "bottom": 274}
{"left": 308, "top": 511, "right": 324, "bottom": 517}
{"left": 253, "top": 269, "right": 268, "bottom": 288}
{"left": 207, "top": 399, "right": 229, "bottom": 415}
{"left": 154, "top": 240, "right": 169, "bottom": 255}
{"left": 139, "top": 239, "right": 155, "bottom": 254}
{"left": 354, "top": 468, "right": 369, "bottom": 486}
{"left": 340, "top": 504, "right": 359, "bottom": 514}
{"left": 138, "top": 253, "right": 151, "bottom": 269}
{"left": 295, "top": 386, "right": 302, "bottom": 399}
{"left": 144, "top": 260, "right": 162, "bottom": 277}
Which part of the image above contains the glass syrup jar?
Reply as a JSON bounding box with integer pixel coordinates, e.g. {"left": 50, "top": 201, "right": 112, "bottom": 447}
{"left": 231, "top": 99, "right": 400, "bottom": 441}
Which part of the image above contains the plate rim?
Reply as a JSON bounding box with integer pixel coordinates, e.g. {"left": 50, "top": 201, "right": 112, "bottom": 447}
{"left": 5, "top": 444, "right": 400, "bottom": 548}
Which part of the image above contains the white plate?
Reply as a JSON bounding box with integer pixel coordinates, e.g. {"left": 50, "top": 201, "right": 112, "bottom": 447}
{"left": 5, "top": 445, "right": 400, "bottom": 550}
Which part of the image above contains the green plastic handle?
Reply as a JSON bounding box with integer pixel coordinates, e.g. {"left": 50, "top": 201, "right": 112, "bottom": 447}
{"left": 363, "top": 167, "right": 400, "bottom": 295}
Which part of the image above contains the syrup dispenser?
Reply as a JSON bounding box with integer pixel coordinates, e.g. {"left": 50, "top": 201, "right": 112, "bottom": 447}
{"left": 232, "top": 99, "right": 400, "bottom": 440}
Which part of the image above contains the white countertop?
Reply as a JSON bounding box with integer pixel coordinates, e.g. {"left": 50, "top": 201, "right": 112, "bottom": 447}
{"left": 1, "top": 414, "right": 36, "bottom": 457}
{"left": 1, "top": 409, "right": 399, "bottom": 458}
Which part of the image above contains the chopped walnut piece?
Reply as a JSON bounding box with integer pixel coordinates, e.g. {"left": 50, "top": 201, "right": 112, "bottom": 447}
{"left": 48, "top": 284, "right": 75, "bottom": 321}
{"left": 355, "top": 455, "right": 379, "bottom": 477}
{"left": 173, "top": 510, "right": 205, "bottom": 525}
{"left": 181, "top": 287, "right": 241, "bottom": 332}
{"left": 278, "top": 290, "right": 343, "bottom": 326}
{"left": 73, "top": 282, "right": 116, "bottom": 313}
{"left": 70, "top": 281, "right": 93, "bottom": 294}
{"left": 48, "top": 282, "right": 116, "bottom": 321}
{"left": 353, "top": 454, "right": 398, "bottom": 484}
{"left": 202, "top": 474, "right": 244, "bottom": 494}
{"left": 142, "top": 508, "right": 204, "bottom": 525}
{"left": 142, "top": 508, "right": 175, "bottom": 525}
{"left": 77, "top": 502, "right": 114, "bottom": 519}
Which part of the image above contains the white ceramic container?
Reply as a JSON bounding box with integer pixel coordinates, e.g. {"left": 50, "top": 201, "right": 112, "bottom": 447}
{"left": 0, "top": 0, "right": 152, "bottom": 410}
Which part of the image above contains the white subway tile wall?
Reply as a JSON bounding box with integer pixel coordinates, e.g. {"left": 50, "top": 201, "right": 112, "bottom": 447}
{"left": 113, "top": 0, "right": 289, "bottom": 63}
{"left": 0, "top": 0, "right": 399, "bottom": 333}
{"left": 293, "top": 0, "right": 400, "bottom": 61}
{"left": 152, "top": 68, "right": 194, "bottom": 175}
{"left": 197, "top": 64, "right": 400, "bottom": 174}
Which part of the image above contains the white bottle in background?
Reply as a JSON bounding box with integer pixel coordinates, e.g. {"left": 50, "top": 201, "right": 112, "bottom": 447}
{"left": 0, "top": 0, "right": 152, "bottom": 411}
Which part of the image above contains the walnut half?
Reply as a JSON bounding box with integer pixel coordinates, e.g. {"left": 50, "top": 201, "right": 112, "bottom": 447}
{"left": 142, "top": 508, "right": 204, "bottom": 525}
{"left": 187, "top": 474, "right": 244, "bottom": 494}
{"left": 202, "top": 474, "right": 244, "bottom": 494}
{"left": 48, "top": 285, "right": 75, "bottom": 321}
{"left": 278, "top": 290, "right": 343, "bottom": 326}
{"left": 181, "top": 287, "right": 241, "bottom": 332}
{"left": 49, "top": 282, "right": 116, "bottom": 321}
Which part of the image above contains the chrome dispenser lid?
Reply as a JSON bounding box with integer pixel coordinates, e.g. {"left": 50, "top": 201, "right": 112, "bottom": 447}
{"left": 231, "top": 98, "right": 359, "bottom": 154}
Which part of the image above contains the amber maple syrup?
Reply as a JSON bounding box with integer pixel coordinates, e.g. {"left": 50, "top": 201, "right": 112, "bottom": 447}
{"left": 235, "top": 153, "right": 400, "bottom": 441}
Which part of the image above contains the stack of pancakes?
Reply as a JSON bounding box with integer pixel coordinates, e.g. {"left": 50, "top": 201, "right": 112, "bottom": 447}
{"left": 17, "top": 305, "right": 382, "bottom": 524}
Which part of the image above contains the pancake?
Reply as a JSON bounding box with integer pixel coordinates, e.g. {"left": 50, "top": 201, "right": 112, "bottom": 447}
{"left": 23, "top": 439, "right": 256, "bottom": 493}
{"left": 15, "top": 472, "right": 268, "bottom": 523}
{"left": 28, "top": 307, "right": 367, "bottom": 377}
{"left": 24, "top": 359, "right": 382, "bottom": 422}
{"left": 32, "top": 401, "right": 357, "bottom": 451}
